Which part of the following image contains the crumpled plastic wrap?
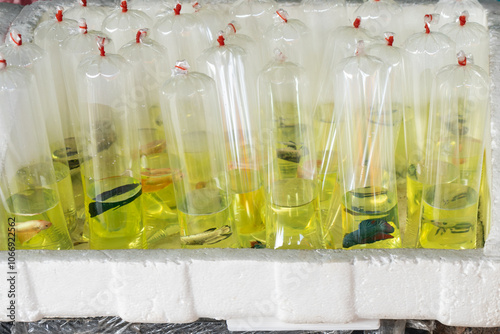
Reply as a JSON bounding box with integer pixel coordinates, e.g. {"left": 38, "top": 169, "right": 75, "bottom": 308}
{"left": 6, "top": 317, "right": 356, "bottom": 334}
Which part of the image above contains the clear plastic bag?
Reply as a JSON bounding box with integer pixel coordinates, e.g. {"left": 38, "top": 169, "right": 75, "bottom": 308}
{"left": 263, "top": 9, "right": 315, "bottom": 79}
{"left": 63, "top": 0, "right": 110, "bottom": 31}
{"left": 403, "top": 14, "right": 456, "bottom": 248}
{"left": 353, "top": 0, "right": 403, "bottom": 43}
{"left": 0, "top": 54, "right": 73, "bottom": 250}
{"left": 0, "top": 30, "right": 79, "bottom": 243}
{"left": 198, "top": 33, "right": 265, "bottom": 248}
{"left": 101, "top": 0, "right": 152, "bottom": 50}
{"left": 229, "top": 0, "right": 275, "bottom": 42}
{"left": 330, "top": 41, "right": 401, "bottom": 250}
{"left": 440, "top": 10, "right": 489, "bottom": 71}
{"left": 75, "top": 37, "right": 145, "bottom": 250}
{"left": 33, "top": 6, "right": 79, "bottom": 168}
{"left": 220, "top": 21, "right": 264, "bottom": 78}
{"left": 434, "top": 0, "right": 486, "bottom": 28}
{"left": 192, "top": 1, "right": 227, "bottom": 42}
{"left": 153, "top": 3, "right": 211, "bottom": 71}
{"left": 258, "top": 50, "right": 324, "bottom": 250}
{"left": 59, "top": 20, "right": 114, "bottom": 245}
{"left": 418, "top": 51, "right": 489, "bottom": 249}
{"left": 128, "top": 0, "right": 171, "bottom": 22}
{"left": 159, "top": 60, "right": 239, "bottom": 249}
{"left": 366, "top": 32, "right": 406, "bottom": 187}
{"left": 118, "top": 29, "right": 180, "bottom": 249}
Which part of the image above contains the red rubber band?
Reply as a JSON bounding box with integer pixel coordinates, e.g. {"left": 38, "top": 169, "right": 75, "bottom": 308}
{"left": 460, "top": 15, "right": 467, "bottom": 26}
{"left": 458, "top": 57, "right": 467, "bottom": 66}
{"left": 174, "top": 3, "right": 181, "bottom": 15}
{"left": 98, "top": 38, "right": 106, "bottom": 56}
{"left": 228, "top": 23, "right": 236, "bottom": 33}
{"left": 121, "top": 1, "right": 127, "bottom": 13}
{"left": 10, "top": 32, "right": 22, "bottom": 46}
{"left": 276, "top": 10, "right": 287, "bottom": 23}
{"left": 81, "top": 0, "right": 87, "bottom": 7}
{"left": 175, "top": 65, "right": 187, "bottom": 71}
{"left": 353, "top": 17, "right": 361, "bottom": 28}
{"left": 136, "top": 30, "right": 142, "bottom": 43}
{"left": 56, "top": 9, "right": 63, "bottom": 22}
{"left": 217, "top": 35, "right": 225, "bottom": 46}
{"left": 385, "top": 35, "right": 394, "bottom": 46}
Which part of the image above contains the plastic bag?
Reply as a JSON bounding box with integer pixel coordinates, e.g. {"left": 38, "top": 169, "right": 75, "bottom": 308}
{"left": 75, "top": 37, "right": 145, "bottom": 250}
{"left": 440, "top": 10, "right": 489, "bottom": 71}
{"left": 198, "top": 33, "right": 265, "bottom": 248}
{"left": 0, "top": 54, "right": 73, "bottom": 250}
{"left": 153, "top": 3, "right": 210, "bottom": 71}
{"left": 418, "top": 51, "right": 489, "bottom": 249}
{"left": 101, "top": 0, "right": 152, "bottom": 50}
{"left": 159, "top": 60, "right": 239, "bottom": 249}
{"left": 331, "top": 41, "right": 401, "bottom": 250}
{"left": 118, "top": 29, "right": 179, "bottom": 249}
{"left": 258, "top": 50, "right": 324, "bottom": 250}
{"left": 403, "top": 13, "right": 456, "bottom": 248}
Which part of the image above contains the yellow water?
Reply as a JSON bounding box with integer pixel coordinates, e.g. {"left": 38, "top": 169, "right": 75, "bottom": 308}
{"left": 177, "top": 187, "right": 238, "bottom": 249}
{"left": 405, "top": 161, "right": 458, "bottom": 248}
{"left": 266, "top": 178, "right": 324, "bottom": 249}
{"left": 229, "top": 169, "right": 266, "bottom": 248}
{"left": 419, "top": 183, "right": 478, "bottom": 249}
{"left": 85, "top": 176, "right": 145, "bottom": 250}
{"left": 6, "top": 187, "right": 73, "bottom": 250}
{"left": 341, "top": 186, "right": 401, "bottom": 249}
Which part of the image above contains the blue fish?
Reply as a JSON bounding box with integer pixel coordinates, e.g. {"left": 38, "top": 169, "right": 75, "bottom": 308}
{"left": 343, "top": 219, "right": 395, "bottom": 249}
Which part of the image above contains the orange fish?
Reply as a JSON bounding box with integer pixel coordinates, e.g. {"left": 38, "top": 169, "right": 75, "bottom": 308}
{"left": 15, "top": 220, "right": 52, "bottom": 244}
{"left": 141, "top": 168, "right": 173, "bottom": 193}
{"left": 140, "top": 140, "right": 167, "bottom": 156}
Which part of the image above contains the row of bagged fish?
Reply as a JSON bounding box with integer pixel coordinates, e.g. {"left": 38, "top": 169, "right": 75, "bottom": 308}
{"left": 0, "top": 0, "right": 490, "bottom": 250}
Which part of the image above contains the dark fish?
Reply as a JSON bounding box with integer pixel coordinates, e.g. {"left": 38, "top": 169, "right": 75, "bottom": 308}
{"left": 180, "top": 225, "right": 232, "bottom": 246}
{"left": 250, "top": 240, "right": 266, "bottom": 249}
{"left": 343, "top": 219, "right": 395, "bottom": 248}
{"left": 95, "top": 183, "right": 140, "bottom": 202}
{"left": 89, "top": 184, "right": 142, "bottom": 218}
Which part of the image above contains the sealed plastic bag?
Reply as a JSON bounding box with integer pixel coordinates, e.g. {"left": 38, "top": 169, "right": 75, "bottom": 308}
{"left": 198, "top": 33, "right": 265, "bottom": 248}
{"left": 75, "top": 37, "right": 145, "bottom": 250}
{"left": 192, "top": 1, "right": 226, "bottom": 42}
{"left": 403, "top": 14, "right": 456, "bottom": 247}
{"left": 0, "top": 30, "right": 79, "bottom": 243}
{"left": 229, "top": 0, "right": 275, "bottom": 42}
{"left": 353, "top": 0, "right": 403, "bottom": 42}
{"left": 263, "top": 9, "right": 315, "bottom": 78}
{"left": 33, "top": 7, "right": 79, "bottom": 168}
{"left": 258, "top": 50, "right": 324, "bottom": 250}
{"left": 301, "top": 0, "right": 348, "bottom": 56}
{"left": 222, "top": 21, "right": 264, "bottom": 76}
{"left": 418, "top": 51, "right": 489, "bottom": 249}
{"left": 159, "top": 60, "right": 239, "bottom": 249}
{"left": 434, "top": 0, "right": 486, "bottom": 27}
{"left": 118, "top": 29, "right": 180, "bottom": 249}
{"left": 63, "top": 0, "right": 109, "bottom": 31}
{"left": 366, "top": 32, "right": 406, "bottom": 184}
{"left": 332, "top": 41, "right": 401, "bottom": 249}
{"left": 0, "top": 54, "right": 73, "bottom": 250}
{"left": 101, "top": 0, "right": 152, "bottom": 49}
{"left": 440, "top": 10, "right": 489, "bottom": 71}
{"left": 153, "top": 3, "right": 211, "bottom": 71}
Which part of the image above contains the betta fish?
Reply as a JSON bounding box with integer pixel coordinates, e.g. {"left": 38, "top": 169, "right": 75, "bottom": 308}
{"left": 15, "top": 220, "right": 52, "bottom": 244}
{"left": 343, "top": 219, "right": 395, "bottom": 248}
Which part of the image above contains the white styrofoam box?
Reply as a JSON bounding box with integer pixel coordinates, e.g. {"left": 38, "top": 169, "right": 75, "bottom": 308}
{"left": 0, "top": 0, "right": 499, "bottom": 329}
